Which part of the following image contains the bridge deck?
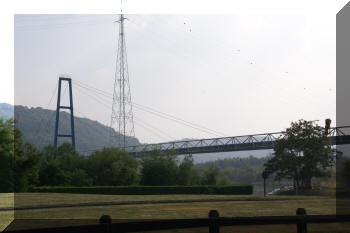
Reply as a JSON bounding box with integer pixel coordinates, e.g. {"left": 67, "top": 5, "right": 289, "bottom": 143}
{"left": 126, "top": 127, "right": 350, "bottom": 157}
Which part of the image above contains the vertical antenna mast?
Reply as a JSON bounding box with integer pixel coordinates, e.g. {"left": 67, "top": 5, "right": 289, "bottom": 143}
{"left": 110, "top": 14, "right": 135, "bottom": 149}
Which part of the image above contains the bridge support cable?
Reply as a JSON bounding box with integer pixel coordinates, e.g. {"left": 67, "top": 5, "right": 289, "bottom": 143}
{"left": 134, "top": 116, "right": 176, "bottom": 141}
{"left": 73, "top": 80, "right": 228, "bottom": 138}
{"left": 37, "top": 84, "right": 70, "bottom": 149}
{"left": 74, "top": 84, "right": 177, "bottom": 146}
{"left": 134, "top": 120, "right": 173, "bottom": 142}
{"left": 74, "top": 84, "right": 112, "bottom": 109}
{"left": 131, "top": 102, "right": 228, "bottom": 137}
{"left": 31, "top": 84, "right": 58, "bottom": 148}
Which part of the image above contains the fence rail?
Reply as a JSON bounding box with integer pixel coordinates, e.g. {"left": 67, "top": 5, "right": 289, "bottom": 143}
{"left": 5, "top": 209, "right": 350, "bottom": 233}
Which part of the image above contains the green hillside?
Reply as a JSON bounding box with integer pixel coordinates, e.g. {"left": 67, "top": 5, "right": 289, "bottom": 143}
{"left": 13, "top": 105, "right": 140, "bottom": 153}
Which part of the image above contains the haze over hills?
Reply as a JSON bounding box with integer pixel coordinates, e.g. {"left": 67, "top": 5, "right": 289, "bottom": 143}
{"left": 189, "top": 150, "right": 272, "bottom": 164}
{"left": 0, "top": 103, "right": 140, "bottom": 153}
{"left": 0, "top": 103, "right": 14, "bottom": 120}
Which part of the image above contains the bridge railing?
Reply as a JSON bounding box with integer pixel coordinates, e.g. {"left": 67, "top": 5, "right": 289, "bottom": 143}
{"left": 126, "top": 132, "right": 284, "bottom": 153}
{"left": 125, "top": 126, "right": 350, "bottom": 156}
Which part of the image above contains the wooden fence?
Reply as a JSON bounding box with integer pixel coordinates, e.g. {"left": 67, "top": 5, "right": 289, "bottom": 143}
{"left": 5, "top": 208, "right": 350, "bottom": 233}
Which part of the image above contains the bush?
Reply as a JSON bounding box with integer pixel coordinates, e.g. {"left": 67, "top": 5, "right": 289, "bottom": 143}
{"left": 29, "top": 185, "right": 253, "bottom": 195}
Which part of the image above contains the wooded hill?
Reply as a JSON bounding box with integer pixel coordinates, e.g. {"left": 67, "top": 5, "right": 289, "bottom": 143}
{"left": 12, "top": 105, "right": 140, "bottom": 152}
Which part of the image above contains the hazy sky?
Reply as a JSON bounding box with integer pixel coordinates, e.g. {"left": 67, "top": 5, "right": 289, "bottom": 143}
{"left": 14, "top": 12, "right": 337, "bottom": 144}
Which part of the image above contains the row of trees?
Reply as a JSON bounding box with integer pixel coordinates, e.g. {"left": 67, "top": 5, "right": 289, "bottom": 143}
{"left": 2, "top": 118, "right": 349, "bottom": 193}
{"left": 0, "top": 118, "right": 230, "bottom": 192}
{"left": 140, "top": 151, "right": 228, "bottom": 186}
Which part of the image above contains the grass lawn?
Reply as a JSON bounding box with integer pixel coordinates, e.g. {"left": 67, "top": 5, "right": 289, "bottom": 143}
{"left": 12, "top": 196, "right": 335, "bottom": 219}
{"left": 0, "top": 193, "right": 13, "bottom": 232}
{"left": 1, "top": 193, "right": 348, "bottom": 233}
{"left": 0, "top": 193, "right": 13, "bottom": 209}
{"left": 9, "top": 193, "right": 308, "bottom": 208}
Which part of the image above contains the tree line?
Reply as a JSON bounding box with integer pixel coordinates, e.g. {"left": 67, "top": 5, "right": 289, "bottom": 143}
{"left": 0, "top": 118, "right": 232, "bottom": 192}
{"left": 2, "top": 118, "right": 350, "bottom": 193}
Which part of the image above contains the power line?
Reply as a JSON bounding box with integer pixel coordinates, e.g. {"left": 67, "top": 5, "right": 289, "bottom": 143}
{"left": 15, "top": 16, "right": 110, "bottom": 31}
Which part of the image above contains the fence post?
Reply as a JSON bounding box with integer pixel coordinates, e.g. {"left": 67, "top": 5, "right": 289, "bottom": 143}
{"left": 296, "top": 208, "right": 307, "bottom": 233}
{"left": 99, "top": 215, "right": 112, "bottom": 233}
{"left": 208, "top": 210, "right": 220, "bottom": 233}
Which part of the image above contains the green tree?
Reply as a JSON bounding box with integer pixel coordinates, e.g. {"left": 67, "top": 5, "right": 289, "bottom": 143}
{"left": 201, "top": 165, "right": 220, "bottom": 185}
{"left": 39, "top": 145, "right": 63, "bottom": 186}
{"left": 87, "top": 147, "right": 138, "bottom": 186}
{"left": 140, "top": 149, "right": 179, "bottom": 186}
{"left": 218, "top": 176, "right": 231, "bottom": 185}
{"left": 39, "top": 159, "right": 69, "bottom": 186}
{"left": 56, "top": 143, "right": 90, "bottom": 185}
{"left": 13, "top": 125, "right": 41, "bottom": 192}
{"left": 178, "top": 155, "right": 200, "bottom": 185}
{"left": 22, "top": 143, "right": 41, "bottom": 187}
{"left": 264, "top": 119, "right": 329, "bottom": 190}
{"left": 39, "top": 143, "right": 90, "bottom": 186}
{"left": 0, "top": 119, "right": 14, "bottom": 192}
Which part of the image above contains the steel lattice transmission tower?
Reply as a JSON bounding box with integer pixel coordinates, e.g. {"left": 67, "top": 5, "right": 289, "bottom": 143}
{"left": 110, "top": 14, "right": 135, "bottom": 149}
